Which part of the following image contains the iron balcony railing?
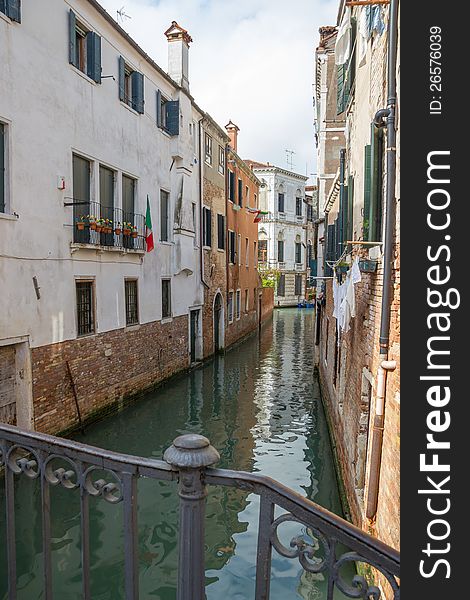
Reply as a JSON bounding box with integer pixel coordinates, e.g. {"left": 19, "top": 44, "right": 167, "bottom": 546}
{"left": 0, "top": 424, "right": 400, "bottom": 600}
{"left": 73, "top": 201, "right": 146, "bottom": 252}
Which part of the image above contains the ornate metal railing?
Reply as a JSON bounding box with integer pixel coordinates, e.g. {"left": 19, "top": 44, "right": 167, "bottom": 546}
{"left": 0, "top": 424, "right": 400, "bottom": 600}
{"left": 72, "top": 200, "right": 146, "bottom": 251}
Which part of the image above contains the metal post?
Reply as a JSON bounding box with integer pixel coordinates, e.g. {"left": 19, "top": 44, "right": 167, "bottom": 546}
{"left": 164, "top": 434, "right": 220, "bottom": 600}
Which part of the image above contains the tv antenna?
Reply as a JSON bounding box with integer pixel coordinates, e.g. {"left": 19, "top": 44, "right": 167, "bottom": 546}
{"left": 285, "top": 149, "right": 295, "bottom": 171}
{"left": 117, "top": 7, "right": 132, "bottom": 24}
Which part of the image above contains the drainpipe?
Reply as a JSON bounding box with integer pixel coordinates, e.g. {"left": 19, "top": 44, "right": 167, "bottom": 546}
{"left": 198, "top": 118, "right": 209, "bottom": 290}
{"left": 366, "top": 0, "right": 399, "bottom": 520}
{"left": 374, "top": 0, "right": 399, "bottom": 356}
{"left": 366, "top": 359, "right": 396, "bottom": 519}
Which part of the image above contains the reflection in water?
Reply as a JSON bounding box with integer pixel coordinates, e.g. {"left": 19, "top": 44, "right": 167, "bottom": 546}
{"left": 1, "top": 309, "right": 348, "bottom": 599}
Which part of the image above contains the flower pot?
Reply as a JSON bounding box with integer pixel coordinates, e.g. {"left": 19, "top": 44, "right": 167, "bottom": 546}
{"left": 105, "top": 227, "right": 112, "bottom": 234}
{"left": 115, "top": 228, "right": 122, "bottom": 235}
{"left": 95, "top": 226, "right": 103, "bottom": 233}
{"left": 90, "top": 222, "right": 97, "bottom": 231}
{"left": 132, "top": 231, "right": 138, "bottom": 238}
{"left": 123, "top": 229, "right": 131, "bottom": 236}
{"left": 77, "top": 222, "right": 85, "bottom": 231}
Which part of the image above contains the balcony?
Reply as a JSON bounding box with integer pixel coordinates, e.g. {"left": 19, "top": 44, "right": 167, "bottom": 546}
{"left": 0, "top": 424, "right": 400, "bottom": 600}
{"left": 72, "top": 201, "right": 146, "bottom": 253}
{"left": 295, "top": 263, "right": 304, "bottom": 271}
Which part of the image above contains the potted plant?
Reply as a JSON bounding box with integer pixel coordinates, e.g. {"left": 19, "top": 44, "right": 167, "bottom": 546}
{"left": 114, "top": 222, "right": 122, "bottom": 235}
{"left": 123, "top": 222, "right": 132, "bottom": 236}
{"left": 88, "top": 215, "right": 97, "bottom": 230}
{"left": 131, "top": 225, "right": 138, "bottom": 238}
{"left": 95, "top": 218, "right": 105, "bottom": 233}
{"left": 104, "top": 218, "right": 113, "bottom": 234}
{"left": 76, "top": 215, "right": 87, "bottom": 231}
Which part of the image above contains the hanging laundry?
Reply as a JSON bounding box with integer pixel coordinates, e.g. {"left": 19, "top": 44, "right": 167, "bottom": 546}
{"left": 335, "top": 7, "right": 352, "bottom": 65}
{"left": 358, "top": 6, "right": 370, "bottom": 67}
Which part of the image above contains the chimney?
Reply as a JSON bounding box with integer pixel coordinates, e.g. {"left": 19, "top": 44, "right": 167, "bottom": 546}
{"left": 164, "top": 21, "right": 192, "bottom": 91}
{"left": 225, "top": 120, "right": 240, "bottom": 152}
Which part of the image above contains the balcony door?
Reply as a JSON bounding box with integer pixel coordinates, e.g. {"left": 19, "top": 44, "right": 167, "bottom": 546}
{"left": 100, "top": 165, "right": 115, "bottom": 246}
{"left": 122, "top": 175, "right": 135, "bottom": 249}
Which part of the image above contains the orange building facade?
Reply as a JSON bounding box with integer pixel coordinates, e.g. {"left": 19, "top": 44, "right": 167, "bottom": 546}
{"left": 225, "top": 122, "right": 262, "bottom": 347}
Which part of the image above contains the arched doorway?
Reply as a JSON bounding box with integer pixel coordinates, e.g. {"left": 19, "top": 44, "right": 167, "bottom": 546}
{"left": 213, "top": 293, "right": 224, "bottom": 352}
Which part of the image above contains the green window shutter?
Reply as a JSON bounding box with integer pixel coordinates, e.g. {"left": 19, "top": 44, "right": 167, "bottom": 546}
{"left": 69, "top": 10, "right": 78, "bottom": 67}
{"left": 363, "top": 145, "right": 371, "bottom": 240}
{"left": 118, "top": 56, "right": 125, "bottom": 102}
{"left": 166, "top": 100, "right": 179, "bottom": 135}
{"left": 6, "top": 0, "right": 21, "bottom": 23}
{"left": 347, "top": 175, "right": 354, "bottom": 243}
{"left": 86, "top": 32, "right": 101, "bottom": 83}
{"left": 336, "top": 64, "right": 345, "bottom": 114}
{"left": 131, "top": 71, "right": 144, "bottom": 114}
{"left": 369, "top": 123, "right": 384, "bottom": 241}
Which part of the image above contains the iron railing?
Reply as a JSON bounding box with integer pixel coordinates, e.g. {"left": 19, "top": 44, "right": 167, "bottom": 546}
{"left": 0, "top": 424, "right": 400, "bottom": 600}
{"left": 73, "top": 201, "right": 146, "bottom": 251}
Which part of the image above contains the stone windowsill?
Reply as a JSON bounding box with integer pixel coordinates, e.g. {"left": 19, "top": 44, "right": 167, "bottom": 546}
{"left": 70, "top": 243, "right": 145, "bottom": 256}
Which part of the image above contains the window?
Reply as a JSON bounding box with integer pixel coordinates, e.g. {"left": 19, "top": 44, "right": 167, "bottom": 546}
{"left": 205, "top": 133, "right": 213, "bottom": 165}
{"left": 278, "top": 193, "right": 285, "bottom": 213}
{"left": 162, "top": 279, "right": 171, "bottom": 318}
{"left": 160, "top": 190, "right": 169, "bottom": 241}
{"left": 228, "top": 231, "right": 236, "bottom": 264}
{"left": 1, "top": 0, "right": 21, "bottom": 22}
{"left": 258, "top": 240, "right": 267, "bottom": 264}
{"left": 218, "top": 146, "right": 225, "bottom": 175}
{"left": 238, "top": 179, "right": 243, "bottom": 207}
{"left": 76, "top": 281, "right": 95, "bottom": 336}
{"left": 278, "top": 240, "right": 284, "bottom": 263}
{"left": 228, "top": 291, "right": 234, "bottom": 323}
{"left": 73, "top": 155, "right": 91, "bottom": 243}
{"left": 156, "top": 90, "right": 180, "bottom": 135}
{"left": 295, "top": 242, "right": 302, "bottom": 264}
{"left": 69, "top": 11, "right": 101, "bottom": 83}
{"left": 337, "top": 18, "right": 357, "bottom": 114}
{"left": 0, "top": 122, "right": 6, "bottom": 213}
{"left": 236, "top": 290, "right": 241, "bottom": 320}
{"left": 254, "top": 193, "right": 257, "bottom": 207}
{"left": 228, "top": 170, "right": 235, "bottom": 202}
{"left": 295, "top": 274, "right": 303, "bottom": 296}
{"left": 245, "top": 238, "right": 249, "bottom": 267}
{"left": 245, "top": 186, "right": 249, "bottom": 205}
{"left": 277, "top": 274, "right": 285, "bottom": 297}
{"left": 125, "top": 280, "right": 139, "bottom": 325}
{"left": 364, "top": 123, "right": 384, "bottom": 241}
{"left": 245, "top": 289, "right": 249, "bottom": 312}
{"left": 296, "top": 197, "right": 303, "bottom": 216}
{"left": 307, "top": 204, "right": 314, "bottom": 222}
{"left": 254, "top": 241, "right": 257, "bottom": 266}
{"left": 217, "top": 214, "right": 225, "bottom": 250}
{"left": 238, "top": 234, "right": 242, "bottom": 265}
{"left": 119, "top": 56, "right": 144, "bottom": 113}
{"left": 202, "top": 207, "right": 212, "bottom": 247}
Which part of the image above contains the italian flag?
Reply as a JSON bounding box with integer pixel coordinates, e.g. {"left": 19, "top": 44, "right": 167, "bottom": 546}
{"left": 146, "top": 196, "right": 154, "bottom": 252}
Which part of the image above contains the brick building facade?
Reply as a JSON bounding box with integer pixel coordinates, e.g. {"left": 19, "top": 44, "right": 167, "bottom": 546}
{"left": 314, "top": 0, "right": 400, "bottom": 586}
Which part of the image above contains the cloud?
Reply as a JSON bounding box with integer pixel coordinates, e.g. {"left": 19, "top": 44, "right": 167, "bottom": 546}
{"left": 98, "top": 0, "right": 338, "bottom": 181}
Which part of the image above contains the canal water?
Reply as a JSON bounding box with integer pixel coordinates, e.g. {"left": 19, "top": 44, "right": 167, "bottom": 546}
{"left": 1, "top": 309, "right": 350, "bottom": 599}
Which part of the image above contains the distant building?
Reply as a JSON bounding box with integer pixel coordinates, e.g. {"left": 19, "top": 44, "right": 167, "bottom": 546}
{"left": 246, "top": 161, "right": 308, "bottom": 306}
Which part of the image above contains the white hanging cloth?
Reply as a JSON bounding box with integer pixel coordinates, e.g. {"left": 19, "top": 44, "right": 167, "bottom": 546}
{"left": 335, "top": 7, "right": 352, "bottom": 66}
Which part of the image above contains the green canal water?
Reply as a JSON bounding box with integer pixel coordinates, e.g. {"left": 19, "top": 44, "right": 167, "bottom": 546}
{"left": 1, "top": 309, "right": 351, "bottom": 599}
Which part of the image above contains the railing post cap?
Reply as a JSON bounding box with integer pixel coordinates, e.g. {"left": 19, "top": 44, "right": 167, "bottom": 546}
{"left": 164, "top": 434, "right": 220, "bottom": 469}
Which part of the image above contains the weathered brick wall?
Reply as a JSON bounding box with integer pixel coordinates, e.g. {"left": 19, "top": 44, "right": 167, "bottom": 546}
{"left": 318, "top": 244, "right": 400, "bottom": 557}
{"left": 32, "top": 316, "right": 189, "bottom": 435}
{"left": 225, "top": 309, "right": 258, "bottom": 349}
{"left": 261, "top": 287, "right": 274, "bottom": 323}
{"left": 202, "top": 176, "right": 227, "bottom": 358}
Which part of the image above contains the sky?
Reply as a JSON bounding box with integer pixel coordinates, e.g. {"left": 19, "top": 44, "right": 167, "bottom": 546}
{"left": 99, "top": 0, "right": 338, "bottom": 184}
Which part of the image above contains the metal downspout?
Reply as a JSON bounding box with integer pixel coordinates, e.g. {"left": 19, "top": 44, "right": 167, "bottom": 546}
{"left": 367, "top": 0, "right": 399, "bottom": 520}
